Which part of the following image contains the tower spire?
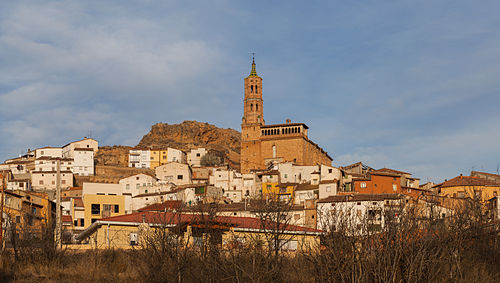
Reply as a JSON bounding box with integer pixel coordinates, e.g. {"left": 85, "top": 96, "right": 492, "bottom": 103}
{"left": 249, "top": 53, "right": 258, "bottom": 77}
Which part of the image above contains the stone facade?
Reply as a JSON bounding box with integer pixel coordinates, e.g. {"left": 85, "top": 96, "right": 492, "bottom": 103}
{"left": 240, "top": 59, "right": 333, "bottom": 173}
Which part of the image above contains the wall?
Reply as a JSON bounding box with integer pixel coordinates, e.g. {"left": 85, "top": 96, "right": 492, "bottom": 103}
{"left": 83, "top": 194, "right": 125, "bottom": 229}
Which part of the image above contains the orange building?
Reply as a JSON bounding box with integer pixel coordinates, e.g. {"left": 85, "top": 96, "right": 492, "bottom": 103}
{"left": 240, "top": 58, "right": 332, "bottom": 173}
{"left": 353, "top": 171, "right": 402, "bottom": 195}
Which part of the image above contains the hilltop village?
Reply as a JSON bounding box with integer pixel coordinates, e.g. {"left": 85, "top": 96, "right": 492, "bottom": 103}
{"left": 1, "top": 60, "right": 499, "bottom": 250}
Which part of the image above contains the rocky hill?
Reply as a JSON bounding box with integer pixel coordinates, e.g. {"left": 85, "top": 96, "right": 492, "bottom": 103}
{"left": 95, "top": 121, "right": 241, "bottom": 169}
{"left": 137, "top": 121, "right": 241, "bottom": 168}
{"left": 95, "top": 145, "right": 132, "bottom": 167}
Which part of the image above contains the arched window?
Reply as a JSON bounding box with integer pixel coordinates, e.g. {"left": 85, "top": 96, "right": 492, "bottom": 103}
{"left": 250, "top": 104, "right": 253, "bottom": 111}
{"left": 255, "top": 86, "right": 258, "bottom": 93}
{"left": 250, "top": 85, "right": 254, "bottom": 93}
{"left": 256, "top": 104, "right": 259, "bottom": 111}
{"left": 272, "top": 145, "right": 277, "bottom": 158}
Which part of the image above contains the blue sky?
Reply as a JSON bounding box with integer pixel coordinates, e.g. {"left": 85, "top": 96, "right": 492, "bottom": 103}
{"left": 1, "top": 0, "right": 499, "bottom": 182}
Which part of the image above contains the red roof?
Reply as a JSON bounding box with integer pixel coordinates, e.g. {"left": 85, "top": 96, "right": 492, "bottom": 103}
{"left": 374, "top": 168, "right": 411, "bottom": 175}
{"left": 98, "top": 211, "right": 322, "bottom": 233}
{"left": 62, "top": 215, "right": 72, "bottom": 223}
{"left": 138, "top": 200, "right": 182, "bottom": 212}
{"left": 73, "top": 198, "right": 84, "bottom": 207}
{"left": 440, "top": 175, "right": 500, "bottom": 188}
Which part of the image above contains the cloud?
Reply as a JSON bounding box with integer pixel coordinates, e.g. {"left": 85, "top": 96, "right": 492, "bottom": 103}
{"left": 1, "top": 0, "right": 499, "bottom": 182}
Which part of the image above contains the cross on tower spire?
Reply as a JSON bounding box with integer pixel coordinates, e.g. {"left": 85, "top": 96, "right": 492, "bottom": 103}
{"left": 249, "top": 53, "right": 258, "bottom": 77}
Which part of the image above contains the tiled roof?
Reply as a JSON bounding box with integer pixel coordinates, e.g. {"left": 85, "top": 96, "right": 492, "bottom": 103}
{"left": 138, "top": 200, "right": 182, "bottom": 212}
{"left": 62, "top": 215, "right": 72, "bottom": 223}
{"left": 440, "top": 175, "right": 500, "bottom": 188}
{"left": 133, "top": 191, "right": 169, "bottom": 198}
{"left": 74, "top": 148, "right": 94, "bottom": 151}
{"left": 35, "top": 157, "right": 72, "bottom": 161}
{"left": 370, "top": 171, "right": 401, "bottom": 178}
{"left": 320, "top": 179, "right": 338, "bottom": 184}
{"left": 98, "top": 211, "right": 322, "bottom": 233}
{"left": 374, "top": 168, "right": 411, "bottom": 175}
{"left": 73, "top": 198, "right": 84, "bottom": 207}
{"left": 295, "top": 183, "right": 319, "bottom": 191}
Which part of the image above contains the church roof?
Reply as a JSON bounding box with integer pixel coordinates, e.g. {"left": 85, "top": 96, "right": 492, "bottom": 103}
{"left": 248, "top": 57, "right": 259, "bottom": 77}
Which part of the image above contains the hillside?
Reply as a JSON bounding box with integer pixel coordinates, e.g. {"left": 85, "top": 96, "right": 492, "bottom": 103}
{"left": 95, "top": 121, "right": 241, "bottom": 169}
{"left": 137, "top": 121, "right": 241, "bottom": 168}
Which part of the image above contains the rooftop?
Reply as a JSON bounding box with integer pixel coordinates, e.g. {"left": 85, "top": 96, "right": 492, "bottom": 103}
{"left": 440, "top": 175, "right": 500, "bottom": 188}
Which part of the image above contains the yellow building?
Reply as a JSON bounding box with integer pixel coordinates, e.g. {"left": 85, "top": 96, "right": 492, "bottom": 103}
{"left": 2, "top": 190, "right": 55, "bottom": 239}
{"left": 82, "top": 194, "right": 125, "bottom": 229}
{"left": 150, "top": 149, "right": 169, "bottom": 169}
{"left": 438, "top": 175, "right": 500, "bottom": 202}
{"left": 76, "top": 211, "right": 322, "bottom": 252}
{"left": 260, "top": 171, "right": 296, "bottom": 202}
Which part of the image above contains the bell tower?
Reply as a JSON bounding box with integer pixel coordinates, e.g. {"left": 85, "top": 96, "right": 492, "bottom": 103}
{"left": 242, "top": 56, "right": 264, "bottom": 126}
{"left": 241, "top": 56, "right": 264, "bottom": 173}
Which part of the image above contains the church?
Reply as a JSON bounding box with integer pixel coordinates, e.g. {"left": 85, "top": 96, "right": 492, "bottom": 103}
{"left": 240, "top": 58, "right": 333, "bottom": 173}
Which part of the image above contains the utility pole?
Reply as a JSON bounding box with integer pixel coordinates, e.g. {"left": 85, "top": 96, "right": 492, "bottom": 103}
{"left": 55, "top": 159, "right": 62, "bottom": 249}
{"left": 0, "top": 172, "right": 6, "bottom": 249}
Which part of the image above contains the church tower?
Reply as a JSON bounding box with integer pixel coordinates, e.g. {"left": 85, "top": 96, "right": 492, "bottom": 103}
{"left": 241, "top": 57, "right": 264, "bottom": 173}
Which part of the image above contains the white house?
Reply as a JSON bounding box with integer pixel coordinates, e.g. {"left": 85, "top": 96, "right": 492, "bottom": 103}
{"left": 119, "top": 173, "right": 158, "bottom": 197}
{"left": 317, "top": 194, "right": 403, "bottom": 235}
{"left": 128, "top": 149, "right": 151, "bottom": 168}
{"left": 30, "top": 147, "right": 63, "bottom": 159}
{"left": 187, "top": 148, "right": 207, "bottom": 167}
{"left": 31, "top": 170, "right": 74, "bottom": 191}
{"left": 34, "top": 157, "right": 73, "bottom": 172}
{"left": 155, "top": 162, "right": 192, "bottom": 185}
{"left": 62, "top": 137, "right": 98, "bottom": 158}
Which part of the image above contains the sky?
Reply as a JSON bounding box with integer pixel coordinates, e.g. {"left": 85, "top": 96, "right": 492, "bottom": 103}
{"left": 1, "top": 0, "right": 499, "bottom": 182}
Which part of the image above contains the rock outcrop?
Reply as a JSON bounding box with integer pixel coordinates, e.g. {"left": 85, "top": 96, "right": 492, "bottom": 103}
{"left": 137, "top": 121, "right": 241, "bottom": 169}
{"left": 94, "top": 121, "right": 241, "bottom": 169}
{"left": 95, "top": 145, "right": 131, "bottom": 167}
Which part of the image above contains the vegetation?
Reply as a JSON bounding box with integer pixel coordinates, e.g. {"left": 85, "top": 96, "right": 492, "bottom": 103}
{"left": 0, "top": 199, "right": 498, "bottom": 282}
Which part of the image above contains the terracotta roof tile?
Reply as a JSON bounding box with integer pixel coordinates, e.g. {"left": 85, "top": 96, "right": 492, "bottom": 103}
{"left": 98, "top": 211, "right": 322, "bottom": 233}
{"left": 440, "top": 175, "right": 500, "bottom": 188}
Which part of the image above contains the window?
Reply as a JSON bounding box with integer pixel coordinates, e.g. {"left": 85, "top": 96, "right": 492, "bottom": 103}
{"left": 62, "top": 180, "right": 66, "bottom": 185}
{"left": 272, "top": 145, "right": 276, "bottom": 158}
{"left": 16, "top": 216, "right": 21, "bottom": 223}
{"left": 360, "top": 182, "right": 366, "bottom": 188}
{"left": 74, "top": 220, "right": 78, "bottom": 226}
{"left": 39, "top": 180, "right": 43, "bottom": 185}
{"left": 196, "top": 153, "right": 200, "bottom": 157}
{"left": 328, "top": 169, "right": 333, "bottom": 173}
{"left": 177, "top": 175, "right": 183, "bottom": 180}
{"left": 326, "top": 186, "right": 331, "bottom": 192}
{"left": 457, "top": 191, "right": 465, "bottom": 198}
{"left": 126, "top": 184, "right": 130, "bottom": 190}
{"left": 91, "top": 204, "right": 100, "bottom": 215}
{"left": 114, "top": 205, "right": 119, "bottom": 213}
{"left": 130, "top": 232, "right": 138, "bottom": 246}
{"left": 392, "top": 184, "right": 397, "bottom": 191}
{"left": 52, "top": 181, "right": 55, "bottom": 185}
